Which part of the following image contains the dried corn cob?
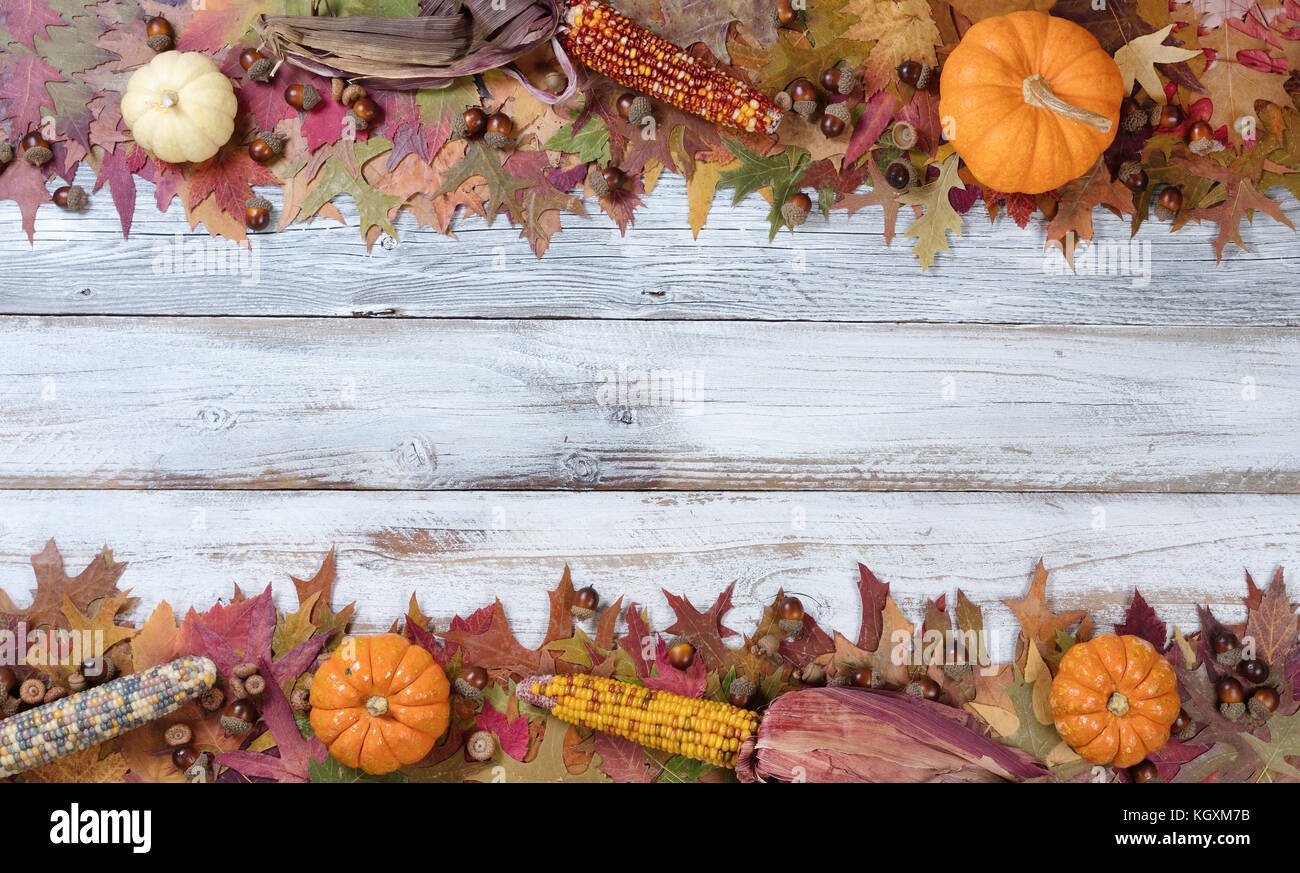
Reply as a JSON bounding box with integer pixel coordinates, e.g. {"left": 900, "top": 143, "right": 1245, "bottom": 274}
{"left": 519, "top": 673, "right": 761, "bottom": 767}
{"left": 559, "top": 0, "right": 783, "bottom": 134}
{"left": 0, "top": 656, "right": 216, "bottom": 777}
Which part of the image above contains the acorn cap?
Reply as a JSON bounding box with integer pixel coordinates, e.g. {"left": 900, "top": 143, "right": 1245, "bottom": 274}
{"left": 890, "top": 119, "right": 918, "bottom": 150}
{"left": 1219, "top": 700, "right": 1245, "bottom": 722}
{"left": 773, "top": 90, "right": 793, "bottom": 112}
{"left": 340, "top": 83, "right": 367, "bottom": 105}
{"left": 466, "top": 729, "right": 495, "bottom": 762}
{"left": 835, "top": 63, "right": 856, "bottom": 94}
{"left": 450, "top": 111, "right": 469, "bottom": 139}
{"left": 626, "top": 94, "right": 653, "bottom": 126}
{"left": 778, "top": 617, "right": 804, "bottom": 637}
{"left": 914, "top": 63, "right": 932, "bottom": 90}
{"left": 483, "top": 130, "right": 511, "bottom": 149}
{"left": 245, "top": 195, "right": 272, "bottom": 211}
{"left": 346, "top": 109, "right": 369, "bottom": 131}
{"left": 454, "top": 676, "right": 482, "bottom": 701}
{"left": 199, "top": 686, "right": 225, "bottom": 712}
{"left": 942, "top": 662, "right": 973, "bottom": 682}
{"left": 220, "top": 713, "right": 254, "bottom": 735}
{"left": 824, "top": 102, "right": 852, "bottom": 124}
{"left": 0, "top": 141, "right": 12, "bottom": 164}
{"left": 1248, "top": 697, "right": 1275, "bottom": 723}
{"left": 1189, "top": 137, "right": 1224, "bottom": 155}
{"left": 586, "top": 163, "right": 611, "bottom": 198}
{"left": 146, "top": 32, "right": 173, "bottom": 52}
{"left": 63, "top": 185, "right": 87, "bottom": 211}
{"left": 246, "top": 56, "right": 275, "bottom": 82}
{"left": 793, "top": 99, "right": 817, "bottom": 118}
{"left": 729, "top": 676, "right": 756, "bottom": 699}
{"left": 331, "top": 78, "right": 346, "bottom": 101}
{"left": 23, "top": 145, "right": 53, "bottom": 167}
{"left": 1118, "top": 160, "right": 1143, "bottom": 183}
{"left": 257, "top": 130, "right": 287, "bottom": 154}
{"left": 1121, "top": 108, "right": 1148, "bottom": 133}
{"left": 299, "top": 82, "right": 322, "bottom": 111}
{"left": 781, "top": 200, "right": 809, "bottom": 228}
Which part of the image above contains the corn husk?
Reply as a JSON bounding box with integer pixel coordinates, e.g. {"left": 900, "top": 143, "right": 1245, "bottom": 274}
{"left": 254, "top": 0, "right": 563, "bottom": 91}
{"left": 736, "top": 687, "right": 1050, "bottom": 783}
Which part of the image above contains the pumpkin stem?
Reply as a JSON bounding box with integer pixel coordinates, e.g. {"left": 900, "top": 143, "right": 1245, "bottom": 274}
{"left": 1021, "top": 74, "right": 1112, "bottom": 133}
{"left": 159, "top": 90, "right": 179, "bottom": 110}
{"left": 1107, "top": 692, "right": 1130, "bottom": 717}
{"left": 364, "top": 695, "right": 388, "bottom": 717}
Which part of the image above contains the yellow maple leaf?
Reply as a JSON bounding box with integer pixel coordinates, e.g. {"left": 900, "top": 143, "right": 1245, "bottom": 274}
{"left": 1113, "top": 24, "right": 1201, "bottom": 103}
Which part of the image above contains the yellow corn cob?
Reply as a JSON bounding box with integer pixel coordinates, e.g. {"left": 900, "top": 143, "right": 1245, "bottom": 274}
{"left": 519, "top": 673, "right": 761, "bottom": 768}
{"left": 559, "top": 0, "right": 783, "bottom": 135}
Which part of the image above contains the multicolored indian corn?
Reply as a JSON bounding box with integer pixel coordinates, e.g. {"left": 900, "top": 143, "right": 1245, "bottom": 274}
{"left": 520, "top": 673, "right": 761, "bottom": 767}
{"left": 0, "top": 656, "right": 216, "bottom": 777}
{"left": 559, "top": 0, "right": 783, "bottom": 134}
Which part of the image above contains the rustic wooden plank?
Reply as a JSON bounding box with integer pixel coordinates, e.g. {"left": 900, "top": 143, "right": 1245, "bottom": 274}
{"left": 2, "top": 167, "right": 1298, "bottom": 324}
{"left": 0, "top": 317, "right": 1295, "bottom": 491}
{"left": 0, "top": 490, "right": 1289, "bottom": 662}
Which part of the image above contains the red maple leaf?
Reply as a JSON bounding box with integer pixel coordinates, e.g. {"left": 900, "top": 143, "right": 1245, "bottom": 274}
{"left": 185, "top": 141, "right": 279, "bottom": 217}
{"left": 1114, "top": 589, "right": 1168, "bottom": 649}
{"left": 662, "top": 582, "right": 739, "bottom": 671}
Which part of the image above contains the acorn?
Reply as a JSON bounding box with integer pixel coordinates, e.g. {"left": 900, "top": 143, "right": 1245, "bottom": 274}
{"left": 1151, "top": 103, "right": 1183, "bottom": 129}
{"left": 885, "top": 159, "right": 917, "bottom": 190}
{"left": 483, "top": 112, "right": 513, "bottom": 149}
{"left": 221, "top": 699, "right": 258, "bottom": 735}
{"left": 1130, "top": 759, "right": 1160, "bottom": 783}
{"left": 1154, "top": 186, "right": 1182, "bottom": 221}
{"left": 1249, "top": 686, "right": 1279, "bottom": 722}
{"left": 145, "top": 16, "right": 173, "bottom": 52}
{"left": 1186, "top": 119, "right": 1222, "bottom": 155}
{"left": 775, "top": 0, "right": 799, "bottom": 27}
{"left": 67, "top": 672, "right": 87, "bottom": 693}
{"left": 1220, "top": 700, "right": 1246, "bottom": 721}
{"left": 788, "top": 78, "right": 817, "bottom": 117}
{"left": 0, "top": 140, "right": 11, "bottom": 166}
{"left": 624, "top": 94, "right": 653, "bottom": 126}
{"left": 455, "top": 665, "right": 489, "bottom": 700}
{"left": 346, "top": 109, "right": 370, "bottom": 131}
{"left": 285, "top": 82, "right": 321, "bottom": 111}
{"left": 1120, "top": 99, "right": 1147, "bottom": 133}
{"left": 1212, "top": 630, "right": 1239, "bottom": 654}
{"left": 21, "top": 131, "right": 52, "bottom": 167}
{"left": 750, "top": 633, "right": 781, "bottom": 657}
{"left": 245, "top": 195, "right": 272, "bottom": 231}
{"left": 849, "top": 666, "right": 873, "bottom": 688}
{"left": 1216, "top": 676, "right": 1245, "bottom": 704}
{"left": 330, "top": 77, "right": 346, "bottom": 102}
{"left": 245, "top": 56, "right": 275, "bottom": 83}
{"left": 776, "top": 595, "right": 805, "bottom": 637}
{"left": 586, "top": 163, "right": 611, "bottom": 198}
{"left": 1118, "top": 160, "right": 1148, "bottom": 192}
{"left": 820, "top": 102, "right": 850, "bottom": 137}
{"left": 727, "top": 676, "right": 756, "bottom": 708}
{"left": 351, "top": 96, "right": 381, "bottom": 124}
{"left": 896, "top": 60, "right": 931, "bottom": 89}
{"left": 890, "top": 119, "right": 919, "bottom": 151}
{"left": 1170, "top": 708, "right": 1192, "bottom": 735}
{"left": 571, "top": 585, "right": 600, "bottom": 621}
{"left": 543, "top": 70, "right": 568, "bottom": 94}
{"left": 906, "top": 677, "right": 942, "bottom": 700}
{"left": 821, "top": 64, "right": 854, "bottom": 95}
{"left": 466, "top": 729, "right": 495, "bottom": 762}
{"left": 171, "top": 745, "right": 200, "bottom": 771}
{"left": 80, "top": 655, "right": 116, "bottom": 686}
{"left": 781, "top": 190, "right": 811, "bottom": 228}
{"left": 601, "top": 165, "right": 628, "bottom": 194}
{"left": 52, "top": 184, "right": 87, "bottom": 211}
{"left": 1238, "top": 658, "right": 1269, "bottom": 683}
{"left": 340, "top": 83, "right": 366, "bottom": 106}
{"left": 163, "top": 723, "right": 194, "bottom": 748}
{"left": 238, "top": 48, "right": 264, "bottom": 71}
{"left": 248, "top": 130, "right": 285, "bottom": 163}
{"left": 667, "top": 638, "right": 695, "bottom": 670}
{"left": 797, "top": 662, "right": 826, "bottom": 686}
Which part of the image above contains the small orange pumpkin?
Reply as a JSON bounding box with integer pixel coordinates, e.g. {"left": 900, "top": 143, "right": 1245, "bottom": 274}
{"left": 938, "top": 10, "right": 1124, "bottom": 194}
{"left": 309, "top": 633, "right": 450, "bottom": 774}
{"left": 1049, "top": 633, "right": 1180, "bottom": 768}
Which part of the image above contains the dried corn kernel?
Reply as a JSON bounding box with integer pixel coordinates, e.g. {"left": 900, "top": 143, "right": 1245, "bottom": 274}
{"left": 518, "top": 673, "right": 761, "bottom": 768}
{"left": 559, "top": 0, "right": 782, "bottom": 135}
{"left": 0, "top": 656, "right": 217, "bottom": 777}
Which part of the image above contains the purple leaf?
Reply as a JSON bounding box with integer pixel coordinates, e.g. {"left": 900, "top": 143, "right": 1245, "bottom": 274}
{"left": 1115, "top": 589, "right": 1168, "bottom": 649}
{"left": 845, "top": 90, "right": 895, "bottom": 166}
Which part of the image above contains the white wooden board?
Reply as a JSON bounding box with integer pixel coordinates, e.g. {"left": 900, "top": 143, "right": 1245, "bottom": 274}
{"left": 0, "top": 491, "right": 1290, "bottom": 662}
{"left": 1, "top": 167, "right": 1298, "bottom": 324}
{"left": 0, "top": 317, "right": 1295, "bottom": 491}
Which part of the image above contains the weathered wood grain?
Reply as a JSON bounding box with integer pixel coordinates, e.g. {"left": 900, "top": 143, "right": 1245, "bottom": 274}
{"left": 2, "top": 167, "right": 1298, "bottom": 324}
{"left": 0, "top": 491, "right": 1289, "bottom": 662}
{"left": 0, "top": 317, "right": 1295, "bottom": 491}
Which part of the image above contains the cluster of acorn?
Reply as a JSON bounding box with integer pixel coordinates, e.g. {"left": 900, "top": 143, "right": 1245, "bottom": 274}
{"left": 449, "top": 664, "right": 497, "bottom": 762}
{"left": 0, "top": 655, "right": 117, "bottom": 719}
{"left": 451, "top": 107, "right": 515, "bottom": 150}
{"left": 1115, "top": 98, "right": 1224, "bottom": 222}
{"left": 1130, "top": 629, "right": 1282, "bottom": 783}
{"left": 0, "top": 133, "right": 90, "bottom": 211}
{"left": 585, "top": 96, "right": 647, "bottom": 198}
{"left": 774, "top": 76, "right": 854, "bottom": 139}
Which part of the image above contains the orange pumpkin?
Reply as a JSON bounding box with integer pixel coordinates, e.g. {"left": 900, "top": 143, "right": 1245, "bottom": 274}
{"left": 309, "top": 633, "right": 450, "bottom": 774}
{"left": 938, "top": 10, "right": 1124, "bottom": 194}
{"left": 1049, "top": 633, "right": 1180, "bottom": 768}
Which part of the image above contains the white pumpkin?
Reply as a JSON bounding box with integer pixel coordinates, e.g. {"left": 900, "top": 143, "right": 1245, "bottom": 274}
{"left": 121, "top": 51, "right": 237, "bottom": 163}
